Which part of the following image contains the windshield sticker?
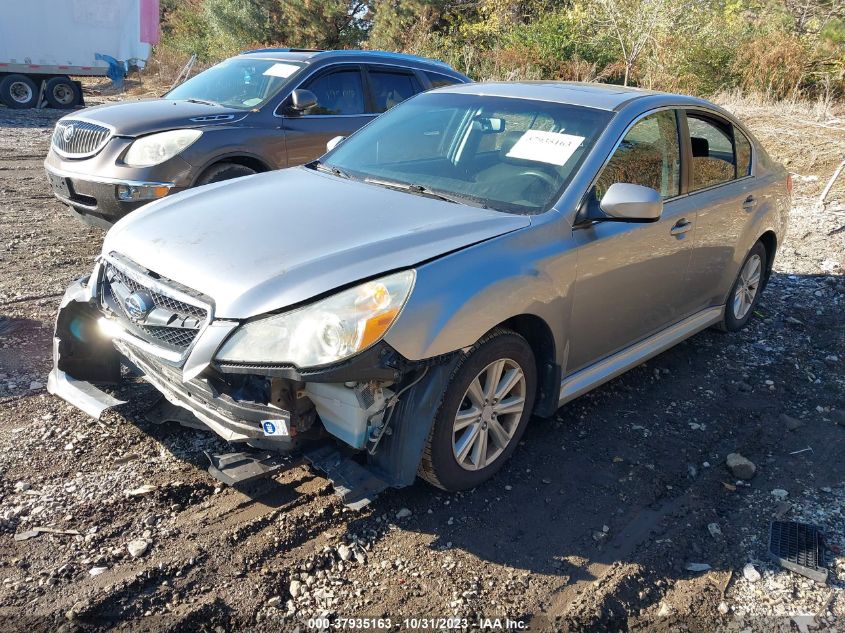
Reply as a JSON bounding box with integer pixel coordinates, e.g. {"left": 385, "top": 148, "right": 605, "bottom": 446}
{"left": 263, "top": 63, "right": 300, "bottom": 78}
{"left": 506, "top": 130, "right": 585, "bottom": 166}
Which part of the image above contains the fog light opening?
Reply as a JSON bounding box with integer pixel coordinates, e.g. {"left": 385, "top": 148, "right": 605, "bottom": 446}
{"left": 116, "top": 184, "right": 171, "bottom": 202}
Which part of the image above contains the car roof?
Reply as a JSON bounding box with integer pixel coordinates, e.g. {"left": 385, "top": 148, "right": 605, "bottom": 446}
{"left": 435, "top": 81, "right": 711, "bottom": 111}
{"left": 237, "top": 48, "right": 460, "bottom": 74}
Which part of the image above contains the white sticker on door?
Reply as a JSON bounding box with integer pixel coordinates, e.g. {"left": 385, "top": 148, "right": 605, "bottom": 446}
{"left": 263, "top": 63, "right": 300, "bottom": 78}
{"left": 506, "top": 130, "right": 585, "bottom": 166}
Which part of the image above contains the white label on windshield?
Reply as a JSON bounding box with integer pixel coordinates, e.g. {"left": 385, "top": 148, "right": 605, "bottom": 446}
{"left": 263, "top": 63, "right": 299, "bottom": 78}
{"left": 506, "top": 130, "right": 585, "bottom": 166}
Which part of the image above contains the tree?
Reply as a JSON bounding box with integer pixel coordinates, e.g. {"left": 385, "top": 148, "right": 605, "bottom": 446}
{"left": 589, "top": 0, "right": 685, "bottom": 85}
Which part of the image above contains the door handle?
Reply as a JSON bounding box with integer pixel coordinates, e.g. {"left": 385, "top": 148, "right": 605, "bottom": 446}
{"left": 670, "top": 219, "right": 693, "bottom": 236}
{"left": 742, "top": 195, "right": 757, "bottom": 211}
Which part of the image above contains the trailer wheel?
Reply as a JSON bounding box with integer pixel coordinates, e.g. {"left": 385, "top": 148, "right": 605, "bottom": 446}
{"left": 45, "top": 77, "right": 81, "bottom": 109}
{"left": 0, "top": 74, "right": 38, "bottom": 108}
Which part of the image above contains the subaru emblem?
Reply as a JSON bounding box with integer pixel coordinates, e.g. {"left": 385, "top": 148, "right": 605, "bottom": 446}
{"left": 124, "top": 290, "right": 154, "bottom": 323}
{"left": 62, "top": 124, "right": 74, "bottom": 143}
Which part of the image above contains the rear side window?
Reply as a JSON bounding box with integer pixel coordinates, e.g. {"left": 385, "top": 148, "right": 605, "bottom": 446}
{"left": 596, "top": 110, "right": 681, "bottom": 200}
{"left": 302, "top": 69, "right": 365, "bottom": 115}
{"left": 425, "top": 71, "right": 462, "bottom": 88}
{"left": 687, "top": 114, "right": 736, "bottom": 190}
{"left": 735, "top": 128, "right": 752, "bottom": 177}
{"left": 368, "top": 70, "right": 422, "bottom": 113}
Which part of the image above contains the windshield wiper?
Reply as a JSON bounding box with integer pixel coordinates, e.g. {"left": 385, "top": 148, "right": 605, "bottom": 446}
{"left": 185, "top": 98, "right": 221, "bottom": 107}
{"left": 364, "top": 177, "right": 487, "bottom": 208}
{"left": 307, "top": 160, "right": 352, "bottom": 180}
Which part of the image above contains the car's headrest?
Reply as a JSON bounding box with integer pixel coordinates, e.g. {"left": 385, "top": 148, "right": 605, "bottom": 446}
{"left": 691, "top": 136, "right": 709, "bottom": 157}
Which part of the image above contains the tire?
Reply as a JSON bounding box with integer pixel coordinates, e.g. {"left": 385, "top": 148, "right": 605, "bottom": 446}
{"left": 195, "top": 162, "right": 256, "bottom": 186}
{"left": 418, "top": 328, "right": 537, "bottom": 491}
{"left": 0, "top": 74, "right": 38, "bottom": 108}
{"left": 44, "top": 77, "right": 81, "bottom": 109}
{"left": 719, "top": 241, "right": 767, "bottom": 332}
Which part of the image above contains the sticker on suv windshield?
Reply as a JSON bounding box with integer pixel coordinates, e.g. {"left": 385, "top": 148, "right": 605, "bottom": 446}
{"left": 263, "top": 63, "right": 300, "bottom": 78}
{"left": 506, "top": 130, "right": 585, "bottom": 166}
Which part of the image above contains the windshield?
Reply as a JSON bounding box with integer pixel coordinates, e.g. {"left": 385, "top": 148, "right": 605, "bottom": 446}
{"left": 166, "top": 58, "right": 304, "bottom": 110}
{"left": 322, "top": 92, "right": 613, "bottom": 214}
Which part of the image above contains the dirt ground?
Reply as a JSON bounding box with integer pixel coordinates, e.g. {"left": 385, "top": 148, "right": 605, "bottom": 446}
{"left": 0, "top": 96, "right": 843, "bottom": 633}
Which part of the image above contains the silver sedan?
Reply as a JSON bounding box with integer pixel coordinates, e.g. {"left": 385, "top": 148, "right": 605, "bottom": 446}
{"left": 48, "top": 81, "right": 790, "bottom": 499}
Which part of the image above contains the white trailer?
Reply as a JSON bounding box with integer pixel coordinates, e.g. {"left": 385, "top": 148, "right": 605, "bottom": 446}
{"left": 0, "top": 0, "right": 159, "bottom": 109}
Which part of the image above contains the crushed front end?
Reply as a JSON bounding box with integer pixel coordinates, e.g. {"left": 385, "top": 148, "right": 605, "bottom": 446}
{"left": 48, "top": 254, "right": 454, "bottom": 500}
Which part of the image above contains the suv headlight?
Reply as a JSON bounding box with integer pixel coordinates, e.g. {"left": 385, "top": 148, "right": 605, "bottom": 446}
{"left": 216, "top": 270, "right": 415, "bottom": 368}
{"left": 124, "top": 129, "right": 202, "bottom": 167}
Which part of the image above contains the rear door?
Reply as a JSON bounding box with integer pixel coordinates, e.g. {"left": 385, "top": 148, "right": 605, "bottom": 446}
{"left": 567, "top": 109, "right": 700, "bottom": 373}
{"left": 363, "top": 64, "right": 425, "bottom": 114}
{"left": 680, "top": 109, "right": 761, "bottom": 307}
{"left": 279, "top": 64, "right": 375, "bottom": 166}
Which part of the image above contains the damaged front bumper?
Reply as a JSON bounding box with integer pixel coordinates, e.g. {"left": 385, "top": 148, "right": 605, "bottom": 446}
{"left": 47, "top": 259, "right": 459, "bottom": 492}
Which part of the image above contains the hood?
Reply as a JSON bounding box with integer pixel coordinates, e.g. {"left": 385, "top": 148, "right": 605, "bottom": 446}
{"left": 69, "top": 99, "right": 248, "bottom": 137}
{"left": 103, "top": 168, "right": 530, "bottom": 319}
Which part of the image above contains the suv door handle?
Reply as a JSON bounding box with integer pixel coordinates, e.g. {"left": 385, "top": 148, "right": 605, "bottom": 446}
{"left": 670, "top": 219, "right": 693, "bottom": 236}
{"left": 742, "top": 195, "right": 757, "bottom": 211}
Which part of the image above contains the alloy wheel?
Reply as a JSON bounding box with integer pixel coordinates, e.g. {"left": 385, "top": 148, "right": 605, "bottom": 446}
{"left": 452, "top": 358, "right": 527, "bottom": 471}
{"left": 733, "top": 253, "right": 762, "bottom": 320}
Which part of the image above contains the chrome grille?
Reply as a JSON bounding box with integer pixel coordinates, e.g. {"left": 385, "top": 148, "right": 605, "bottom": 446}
{"left": 52, "top": 120, "right": 112, "bottom": 158}
{"left": 102, "top": 260, "right": 209, "bottom": 355}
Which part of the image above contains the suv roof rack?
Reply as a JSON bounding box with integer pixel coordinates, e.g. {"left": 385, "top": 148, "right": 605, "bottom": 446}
{"left": 310, "top": 49, "right": 453, "bottom": 69}
{"left": 240, "top": 47, "right": 323, "bottom": 55}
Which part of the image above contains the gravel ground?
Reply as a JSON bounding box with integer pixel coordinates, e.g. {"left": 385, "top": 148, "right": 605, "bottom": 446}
{"left": 0, "top": 98, "right": 843, "bottom": 632}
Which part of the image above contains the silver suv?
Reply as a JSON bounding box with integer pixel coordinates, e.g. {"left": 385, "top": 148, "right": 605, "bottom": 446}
{"left": 48, "top": 82, "right": 790, "bottom": 499}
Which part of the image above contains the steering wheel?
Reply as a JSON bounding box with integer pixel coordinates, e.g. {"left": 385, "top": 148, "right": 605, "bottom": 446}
{"left": 519, "top": 170, "right": 558, "bottom": 193}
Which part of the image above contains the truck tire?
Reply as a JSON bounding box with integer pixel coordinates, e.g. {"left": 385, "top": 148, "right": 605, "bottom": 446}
{"left": 0, "top": 74, "right": 38, "bottom": 108}
{"left": 45, "top": 77, "right": 81, "bottom": 109}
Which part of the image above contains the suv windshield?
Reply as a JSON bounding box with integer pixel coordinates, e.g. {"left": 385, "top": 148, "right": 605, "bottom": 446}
{"left": 322, "top": 92, "right": 613, "bottom": 214}
{"left": 167, "top": 58, "right": 304, "bottom": 110}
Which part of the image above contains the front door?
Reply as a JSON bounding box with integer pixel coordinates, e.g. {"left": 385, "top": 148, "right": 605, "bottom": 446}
{"left": 280, "top": 65, "right": 376, "bottom": 166}
{"left": 567, "top": 109, "right": 698, "bottom": 373}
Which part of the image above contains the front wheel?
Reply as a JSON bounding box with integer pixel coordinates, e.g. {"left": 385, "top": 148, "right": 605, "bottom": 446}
{"left": 0, "top": 74, "right": 38, "bottom": 108}
{"left": 419, "top": 328, "right": 537, "bottom": 491}
{"left": 719, "top": 241, "right": 767, "bottom": 331}
{"left": 195, "top": 162, "right": 256, "bottom": 186}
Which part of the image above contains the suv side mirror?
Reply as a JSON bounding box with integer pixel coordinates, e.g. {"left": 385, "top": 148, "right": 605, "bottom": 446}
{"left": 326, "top": 136, "right": 345, "bottom": 152}
{"left": 290, "top": 88, "right": 318, "bottom": 113}
{"left": 599, "top": 183, "right": 662, "bottom": 222}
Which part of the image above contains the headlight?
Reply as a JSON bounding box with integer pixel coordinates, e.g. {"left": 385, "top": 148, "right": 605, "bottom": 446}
{"left": 124, "top": 129, "right": 202, "bottom": 167}
{"left": 216, "top": 270, "right": 415, "bottom": 368}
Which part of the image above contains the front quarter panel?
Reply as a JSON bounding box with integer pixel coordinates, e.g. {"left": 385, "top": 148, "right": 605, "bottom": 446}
{"left": 384, "top": 214, "right": 574, "bottom": 367}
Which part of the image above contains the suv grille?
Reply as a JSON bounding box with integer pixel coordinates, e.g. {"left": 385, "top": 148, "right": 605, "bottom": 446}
{"left": 52, "top": 120, "right": 112, "bottom": 158}
{"left": 102, "top": 259, "right": 210, "bottom": 356}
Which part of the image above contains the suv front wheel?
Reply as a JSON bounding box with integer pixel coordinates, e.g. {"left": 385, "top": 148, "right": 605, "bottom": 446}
{"left": 419, "top": 328, "right": 537, "bottom": 491}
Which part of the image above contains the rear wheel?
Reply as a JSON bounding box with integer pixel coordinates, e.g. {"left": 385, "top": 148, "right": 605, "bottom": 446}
{"left": 195, "top": 162, "right": 257, "bottom": 186}
{"left": 0, "top": 74, "right": 38, "bottom": 108}
{"left": 719, "top": 241, "right": 767, "bottom": 331}
{"left": 419, "top": 328, "right": 536, "bottom": 491}
{"left": 45, "top": 77, "right": 81, "bottom": 109}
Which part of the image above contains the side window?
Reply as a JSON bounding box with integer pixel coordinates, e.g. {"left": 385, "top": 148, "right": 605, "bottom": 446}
{"left": 368, "top": 70, "right": 422, "bottom": 113}
{"left": 595, "top": 110, "right": 680, "bottom": 200}
{"left": 425, "top": 71, "right": 462, "bottom": 88}
{"left": 687, "top": 114, "right": 736, "bottom": 190}
{"left": 735, "top": 127, "right": 752, "bottom": 177}
{"left": 302, "top": 69, "right": 365, "bottom": 116}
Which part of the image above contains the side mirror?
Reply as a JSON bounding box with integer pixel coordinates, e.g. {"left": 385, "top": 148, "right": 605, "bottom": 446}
{"left": 326, "top": 135, "right": 345, "bottom": 152}
{"left": 290, "top": 88, "right": 318, "bottom": 112}
{"left": 599, "top": 183, "right": 662, "bottom": 222}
